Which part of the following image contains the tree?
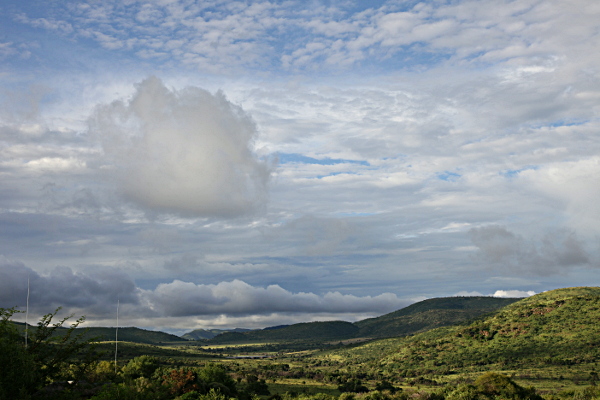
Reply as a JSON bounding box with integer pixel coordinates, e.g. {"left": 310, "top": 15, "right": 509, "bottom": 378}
{"left": 122, "top": 355, "right": 160, "bottom": 380}
{"left": 0, "top": 307, "right": 99, "bottom": 399}
{"left": 198, "top": 363, "right": 238, "bottom": 395}
{"left": 0, "top": 307, "right": 37, "bottom": 400}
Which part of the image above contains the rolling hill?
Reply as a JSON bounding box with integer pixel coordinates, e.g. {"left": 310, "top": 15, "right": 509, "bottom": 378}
{"left": 355, "top": 296, "right": 520, "bottom": 338}
{"left": 200, "top": 296, "right": 521, "bottom": 344}
{"left": 209, "top": 320, "right": 360, "bottom": 344}
{"left": 325, "top": 287, "right": 600, "bottom": 378}
{"left": 13, "top": 323, "right": 185, "bottom": 345}
{"left": 182, "top": 328, "right": 251, "bottom": 341}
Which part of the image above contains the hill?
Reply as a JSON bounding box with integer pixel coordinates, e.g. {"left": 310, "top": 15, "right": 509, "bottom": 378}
{"left": 355, "top": 296, "right": 520, "bottom": 338}
{"left": 326, "top": 287, "right": 600, "bottom": 379}
{"left": 209, "top": 320, "right": 359, "bottom": 344}
{"left": 182, "top": 328, "right": 251, "bottom": 341}
{"left": 79, "top": 326, "right": 185, "bottom": 344}
{"left": 13, "top": 323, "right": 185, "bottom": 345}
{"left": 200, "top": 296, "right": 521, "bottom": 345}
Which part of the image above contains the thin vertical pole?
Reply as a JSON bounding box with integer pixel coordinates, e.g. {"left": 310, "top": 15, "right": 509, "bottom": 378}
{"left": 25, "top": 275, "right": 30, "bottom": 349}
{"left": 115, "top": 298, "right": 119, "bottom": 373}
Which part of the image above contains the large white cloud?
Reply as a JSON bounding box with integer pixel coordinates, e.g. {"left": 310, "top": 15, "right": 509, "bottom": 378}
{"left": 144, "top": 279, "right": 408, "bottom": 317}
{"left": 90, "top": 77, "right": 271, "bottom": 218}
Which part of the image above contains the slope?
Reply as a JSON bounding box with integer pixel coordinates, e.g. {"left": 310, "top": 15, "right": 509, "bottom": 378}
{"left": 13, "top": 323, "right": 185, "bottom": 345}
{"left": 209, "top": 320, "right": 359, "bottom": 344}
{"left": 330, "top": 287, "right": 600, "bottom": 378}
{"left": 355, "top": 296, "right": 520, "bottom": 338}
{"left": 182, "top": 328, "right": 251, "bottom": 341}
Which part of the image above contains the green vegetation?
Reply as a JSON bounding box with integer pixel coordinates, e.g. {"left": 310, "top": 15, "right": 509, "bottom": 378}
{"left": 12, "top": 323, "right": 186, "bottom": 345}
{"left": 198, "top": 297, "right": 518, "bottom": 349}
{"left": 377, "top": 287, "right": 600, "bottom": 374}
{"left": 355, "top": 297, "right": 520, "bottom": 338}
{"left": 2, "top": 287, "right": 599, "bottom": 400}
{"left": 209, "top": 321, "right": 360, "bottom": 344}
{"left": 0, "top": 307, "right": 99, "bottom": 399}
{"left": 183, "top": 328, "right": 251, "bottom": 341}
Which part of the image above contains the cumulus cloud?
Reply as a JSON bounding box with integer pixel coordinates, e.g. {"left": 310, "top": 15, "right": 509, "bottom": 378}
{"left": 454, "top": 289, "right": 535, "bottom": 298}
{"left": 469, "top": 225, "right": 591, "bottom": 275}
{"left": 1, "top": 259, "right": 410, "bottom": 329}
{"left": 90, "top": 77, "right": 271, "bottom": 218}
{"left": 492, "top": 289, "right": 536, "bottom": 298}
{"left": 143, "top": 279, "right": 408, "bottom": 317}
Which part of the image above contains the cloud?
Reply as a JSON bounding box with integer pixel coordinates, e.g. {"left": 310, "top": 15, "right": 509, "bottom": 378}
{"left": 144, "top": 279, "right": 408, "bottom": 317}
{"left": 520, "top": 157, "right": 600, "bottom": 235}
{"left": 469, "top": 225, "right": 591, "bottom": 275}
{"left": 0, "top": 256, "right": 138, "bottom": 316}
{"left": 453, "top": 289, "right": 536, "bottom": 298}
{"left": 0, "top": 259, "right": 410, "bottom": 329}
{"left": 90, "top": 77, "right": 271, "bottom": 218}
{"left": 492, "top": 289, "right": 536, "bottom": 298}
{"left": 267, "top": 215, "right": 355, "bottom": 256}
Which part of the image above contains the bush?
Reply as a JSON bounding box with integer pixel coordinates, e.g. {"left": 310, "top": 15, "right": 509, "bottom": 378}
{"left": 122, "top": 355, "right": 160, "bottom": 380}
{"left": 0, "top": 307, "right": 99, "bottom": 399}
{"left": 474, "top": 372, "right": 543, "bottom": 400}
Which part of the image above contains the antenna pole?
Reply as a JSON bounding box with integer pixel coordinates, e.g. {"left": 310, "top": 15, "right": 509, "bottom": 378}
{"left": 25, "top": 275, "right": 30, "bottom": 349}
{"left": 115, "top": 298, "right": 119, "bottom": 373}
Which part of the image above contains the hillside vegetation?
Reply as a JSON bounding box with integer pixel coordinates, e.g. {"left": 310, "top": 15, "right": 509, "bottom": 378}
{"left": 324, "top": 287, "right": 600, "bottom": 380}
{"left": 355, "top": 296, "right": 519, "bottom": 338}
{"left": 14, "top": 323, "right": 185, "bottom": 345}
{"left": 183, "top": 328, "right": 251, "bottom": 341}
{"left": 200, "top": 296, "right": 520, "bottom": 346}
{"left": 210, "top": 321, "right": 359, "bottom": 344}
{"left": 3, "top": 287, "right": 600, "bottom": 400}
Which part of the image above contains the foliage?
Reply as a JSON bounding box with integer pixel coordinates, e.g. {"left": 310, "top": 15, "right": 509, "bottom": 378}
{"left": 338, "top": 379, "right": 369, "bottom": 393}
{"left": 123, "top": 355, "right": 161, "bottom": 379}
{"left": 199, "top": 363, "right": 238, "bottom": 395}
{"left": 356, "top": 297, "right": 520, "bottom": 339}
{"left": 315, "top": 287, "right": 600, "bottom": 382}
{"left": 242, "top": 374, "right": 271, "bottom": 396}
{"left": 0, "top": 307, "right": 99, "bottom": 399}
{"left": 163, "top": 368, "right": 204, "bottom": 396}
{"left": 210, "top": 321, "right": 360, "bottom": 344}
{"left": 72, "top": 326, "right": 185, "bottom": 344}
{"left": 0, "top": 307, "right": 37, "bottom": 400}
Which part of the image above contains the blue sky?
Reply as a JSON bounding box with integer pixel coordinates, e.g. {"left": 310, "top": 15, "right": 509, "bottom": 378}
{"left": 1, "top": 0, "right": 599, "bottom": 334}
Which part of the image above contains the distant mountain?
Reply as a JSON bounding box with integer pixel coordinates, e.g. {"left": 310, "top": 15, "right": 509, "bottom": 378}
{"left": 209, "top": 321, "right": 359, "bottom": 344}
{"left": 182, "top": 328, "right": 251, "bottom": 341}
{"left": 199, "top": 296, "right": 521, "bottom": 345}
{"left": 355, "top": 296, "right": 520, "bottom": 338}
{"left": 262, "top": 325, "right": 289, "bottom": 331}
{"left": 12, "top": 323, "right": 185, "bottom": 345}
{"left": 72, "top": 326, "right": 185, "bottom": 344}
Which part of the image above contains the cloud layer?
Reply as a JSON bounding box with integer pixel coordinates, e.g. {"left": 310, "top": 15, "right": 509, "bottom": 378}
{"left": 0, "top": 258, "right": 413, "bottom": 328}
{"left": 0, "top": 0, "right": 599, "bottom": 331}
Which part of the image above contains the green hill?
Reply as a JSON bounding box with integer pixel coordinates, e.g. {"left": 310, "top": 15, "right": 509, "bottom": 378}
{"left": 200, "top": 296, "right": 521, "bottom": 345}
{"left": 209, "top": 320, "right": 359, "bottom": 344}
{"left": 13, "top": 323, "right": 185, "bottom": 345}
{"left": 355, "top": 296, "right": 520, "bottom": 338}
{"left": 327, "top": 287, "right": 600, "bottom": 379}
{"left": 182, "top": 328, "right": 251, "bottom": 341}
{"left": 79, "top": 326, "right": 185, "bottom": 344}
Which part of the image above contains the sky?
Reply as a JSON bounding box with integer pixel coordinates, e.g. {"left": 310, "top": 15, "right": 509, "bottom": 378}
{"left": 0, "top": 0, "right": 599, "bottom": 335}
